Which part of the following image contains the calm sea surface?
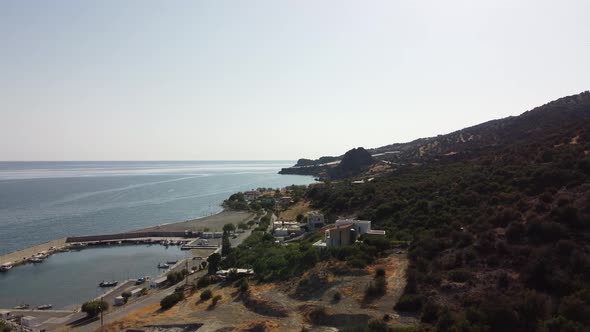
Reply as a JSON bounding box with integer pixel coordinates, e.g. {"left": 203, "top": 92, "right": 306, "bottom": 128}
{"left": 0, "top": 161, "right": 312, "bottom": 255}
{"left": 0, "top": 161, "right": 312, "bottom": 309}
{"left": 0, "top": 245, "right": 186, "bottom": 309}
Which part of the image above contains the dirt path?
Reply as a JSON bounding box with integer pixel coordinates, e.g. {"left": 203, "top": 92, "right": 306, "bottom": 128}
{"left": 99, "top": 252, "right": 417, "bottom": 331}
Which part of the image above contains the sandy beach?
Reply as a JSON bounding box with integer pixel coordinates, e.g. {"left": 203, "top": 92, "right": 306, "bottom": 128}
{"left": 134, "top": 210, "right": 255, "bottom": 233}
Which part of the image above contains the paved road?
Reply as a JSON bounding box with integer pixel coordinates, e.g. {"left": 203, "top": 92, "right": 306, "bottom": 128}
{"left": 71, "top": 222, "right": 259, "bottom": 332}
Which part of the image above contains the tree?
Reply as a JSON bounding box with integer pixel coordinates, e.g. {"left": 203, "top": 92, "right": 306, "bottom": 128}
{"left": 207, "top": 253, "right": 221, "bottom": 275}
{"left": 0, "top": 321, "right": 13, "bottom": 332}
{"left": 81, "top": 300, "right": 109, "bottom": 317}
{"left": 160, "top": 292, "right": 183, "bottom": 310}
{"left": 200, "top": 289, "right": 213, "bottom": 301}
{"left": 121, "top": 291, "right": 132, "bottom": 303}
{"left": 221, "top": 233, "right": 231, "bottom": 256}
{"left": 296, "top": 214, "right": 304, "bottom": 222}
{"left": 223, "top": 223, "right": 236, "bottom": 234}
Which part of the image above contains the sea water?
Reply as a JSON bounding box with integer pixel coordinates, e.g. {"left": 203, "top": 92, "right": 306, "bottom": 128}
{"left": 0, "top": 161, "right": 312, "bottom": 255}
{"left": 0, "top": 245, "right": 186, "bottom": 309}
{"left": 0, "top": 161, "right": 312, "bottom": 309}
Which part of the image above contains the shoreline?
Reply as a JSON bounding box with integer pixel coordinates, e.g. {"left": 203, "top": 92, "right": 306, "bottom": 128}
{"left": 0, "top": 209, "right": 254, "bottom": 268}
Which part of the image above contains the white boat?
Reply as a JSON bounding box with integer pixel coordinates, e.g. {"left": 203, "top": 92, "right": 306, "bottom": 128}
{"left": 37, "top": 304, "right": 52, "bottom": 310}
{"left": 31, "top": 254, "right": 47, "bottom": 262}
{"left": 0, "top": 262, "right": 13, "bottom": 272}
{"left": 157, "top": 263, "right": 169, "bottom": 269}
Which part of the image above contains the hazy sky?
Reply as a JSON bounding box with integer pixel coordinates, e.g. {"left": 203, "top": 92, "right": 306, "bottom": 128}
{"left": 1, "top": 0, "right": 589, "bottom": 161}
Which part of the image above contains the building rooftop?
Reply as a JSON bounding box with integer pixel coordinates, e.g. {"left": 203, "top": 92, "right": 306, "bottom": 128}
{"left": 331, "top": 223, "right": 354, "bottom": 231}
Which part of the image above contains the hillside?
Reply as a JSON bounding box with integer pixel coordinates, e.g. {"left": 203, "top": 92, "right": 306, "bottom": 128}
{"left": 302, "top": 92, "right": 590, "bottom": 331}
{"left": 280, "top": 91, "right": 590, "bottom": 179}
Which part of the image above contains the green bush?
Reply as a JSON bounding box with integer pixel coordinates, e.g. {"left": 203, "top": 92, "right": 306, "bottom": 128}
{"left": 421, "top": 301, "right": 440, "bottom": 323}
{"left": 333, "top": 291, "right": 342, "bottom": 302}
{"left": 375, "top": 267, "right": 386, "bottom": 278}
{"left": 212, "top": 294, "right": 222, "bottom": 306}
{"left": 81, "top": 300, "right": 109, "bottom": 317}
{"left": 236, "top": 278, "right": 249, "bottom": 293}
{"left": 394, "top": 294, "right": 424, "bottom": 311}
{"left": 200, "top": 289, "right": 213, "bottom": 301}
{"left": 160, "top": 292, "right": 183, "bottom": 310}
{"left": 121, "top": 291, "right": 132, "bottom": 303}
{"left": 366, "top": 277, "right": 387, "bottom": 298}
{"left": 447, "top": 269, "right": 472, "bottom": 283}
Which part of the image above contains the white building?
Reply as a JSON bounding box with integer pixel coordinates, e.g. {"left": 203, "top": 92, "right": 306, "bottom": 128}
{"left": 150, "top": 276, "right": 168, "bottom": 288}
{"left": 307, "top": 212, "right": 325, "bottom": 231}
{"left": 0, "top": 310, "right": 12, "bottom": 320}
{"left": 21, "top": 316, "right": 37, "bottom": 328}
{"left": 114, "top": 296, "right": 125, "bottom": 306}
{"left": 244, "top": 190, "right": 260, "bottom": 201}
{"left": 335, "top": 219, "right": 386, "bottom": 236}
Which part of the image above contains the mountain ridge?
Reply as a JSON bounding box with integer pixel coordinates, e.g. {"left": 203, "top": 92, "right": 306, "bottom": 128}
{"left": 280, "top": 91, "right": 590, "bottom": 178}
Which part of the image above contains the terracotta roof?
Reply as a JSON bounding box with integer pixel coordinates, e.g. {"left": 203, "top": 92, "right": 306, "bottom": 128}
{"left": 331, "top": 223, "right": 354, "bottom": 231}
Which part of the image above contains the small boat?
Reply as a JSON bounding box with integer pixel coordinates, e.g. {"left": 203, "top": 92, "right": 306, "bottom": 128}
{"left": 0, "top": 262, "right": 13, "bottom": 272}
{"left": 37, "top": 304, "right": 52, "bottom": 310}
{"left": 99, "top": 280, "right": 118, "bottom": 287}
{"left": 30, "top": 257, "right": 44, "bottom": 263}
{"left": 166, "top": 260, "right": 177, "bottom": 265}
{"left": 14, "top": 303, "right": 30, "bottom": 310}
{"left": 135, "top": 277, "right": 146, "bottom": 285}
{"left": 157, "top": 263, "right": 169, "bottom": 269}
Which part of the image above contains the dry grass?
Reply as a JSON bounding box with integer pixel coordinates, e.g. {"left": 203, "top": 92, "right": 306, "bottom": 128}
{"left": 279, "top": 201, "right": 311, "bottom": 221}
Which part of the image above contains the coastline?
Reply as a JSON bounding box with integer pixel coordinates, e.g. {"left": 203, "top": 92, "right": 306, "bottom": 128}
{"left": 0, "top": 209, "right": 254, "bottom": 268}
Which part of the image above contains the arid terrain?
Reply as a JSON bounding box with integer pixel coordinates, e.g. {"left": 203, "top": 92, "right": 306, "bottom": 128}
{"left": 99, "top": 252, "right": 414, "bottom": 332}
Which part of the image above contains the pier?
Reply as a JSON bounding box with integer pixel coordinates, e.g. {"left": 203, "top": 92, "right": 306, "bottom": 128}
{"left": 0, "top": 238, "right": 68, "bottom": 268}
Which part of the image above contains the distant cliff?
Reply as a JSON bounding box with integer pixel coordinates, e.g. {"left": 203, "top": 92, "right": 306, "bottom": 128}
{"left": 281, "top": 91, "right": 590, "bottom": 178}
{"left": 279, "top": 147, "right": 375, "bottom": 179}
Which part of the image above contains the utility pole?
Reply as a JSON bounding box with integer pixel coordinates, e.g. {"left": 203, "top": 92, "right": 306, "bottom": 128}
{"left": 100, "top": 296, "right": 104, "bottom": 329}
{"left": 185, "top": 259, "right": 189, "bottom": 286}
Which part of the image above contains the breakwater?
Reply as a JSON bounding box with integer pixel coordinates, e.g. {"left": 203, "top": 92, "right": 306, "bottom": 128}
{"left": 65, "top": 231, "right": 200, "bottom": 243}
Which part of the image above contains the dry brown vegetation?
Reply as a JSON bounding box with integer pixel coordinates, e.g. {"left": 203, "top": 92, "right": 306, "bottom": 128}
{"left": 98, "top": 253, "right": 414, "bottom": 332}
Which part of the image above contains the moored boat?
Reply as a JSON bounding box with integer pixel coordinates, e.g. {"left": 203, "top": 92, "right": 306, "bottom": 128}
{"left": 99, "top": 280, "right": 118, "bottom": 287}
{"left": 14, "top": 303, "right": 30, "bottom": 310}
{"left": 37, "top": 304, "right": 52, "bottom": 310}
{"left": 157, "top": 263, "right": 169, "bottom": 269}
{"left": 0, "top": 262, "right": 13, "bottom": 272}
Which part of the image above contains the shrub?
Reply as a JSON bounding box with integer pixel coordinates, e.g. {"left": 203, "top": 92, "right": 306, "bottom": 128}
{"left": 447, "top": 269, "right": 472, "bottom": 283}
{"left": 394, "top": 294, "right": 423, "bottom": 311}
{"left": 333, "top": 291, "right": 342, "bottom": 302}
{"left": 212, "top": 294, "right": 222, "bottom": 306}
{"left": 81, "top": 300, "right": 109, "bottom": 317}
{"left": 366, "top": 277, "right": 387, "bottom": 298}
{"left": 367, "top": 319, "right": 388, "bottom": 331}
{"left": 200, "top": 289, "right": 213, "bottom": 301}
{"left": 375, "top": 267, "right": 386, "bottom": 278}
{"left": 421, "top": 301, "right": 440, "bottom": 323}
{"left": 0, "top": 321, "right": 12, "bottom": 332}
{"left": 236, "top": 278, "right": 249, "bottom": 293}
{"left": 160, "top": 292, "right": 183, "bottom": 310}
{"left": 121, "top": 291, "right": 132, "bottom": 303}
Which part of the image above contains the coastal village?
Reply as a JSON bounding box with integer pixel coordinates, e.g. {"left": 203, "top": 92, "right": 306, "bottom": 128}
{"left": 0, "top": 186, "right": 408, "bottom": 332}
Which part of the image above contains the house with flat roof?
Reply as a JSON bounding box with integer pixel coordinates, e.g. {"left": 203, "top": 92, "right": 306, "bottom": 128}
{"left": 307, "top": 211, "right": 325, "bottom": 231}
{"left": 243, "top": 190, "right": 260, "bottom": 202}
{"left": 325, "top": 223, "right": 356, "bottom": 247}
{"left": 335, "top": 219, "right": 386, "bottom": 236}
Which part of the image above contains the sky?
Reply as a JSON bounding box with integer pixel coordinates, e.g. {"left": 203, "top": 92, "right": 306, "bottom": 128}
{"left": 1, "top": 0, "right": 589, "bottom": 161}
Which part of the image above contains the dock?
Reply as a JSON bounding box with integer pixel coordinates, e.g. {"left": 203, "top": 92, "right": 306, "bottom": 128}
{"left": 0, "top": 238, "right": 67, "bottom": 267}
